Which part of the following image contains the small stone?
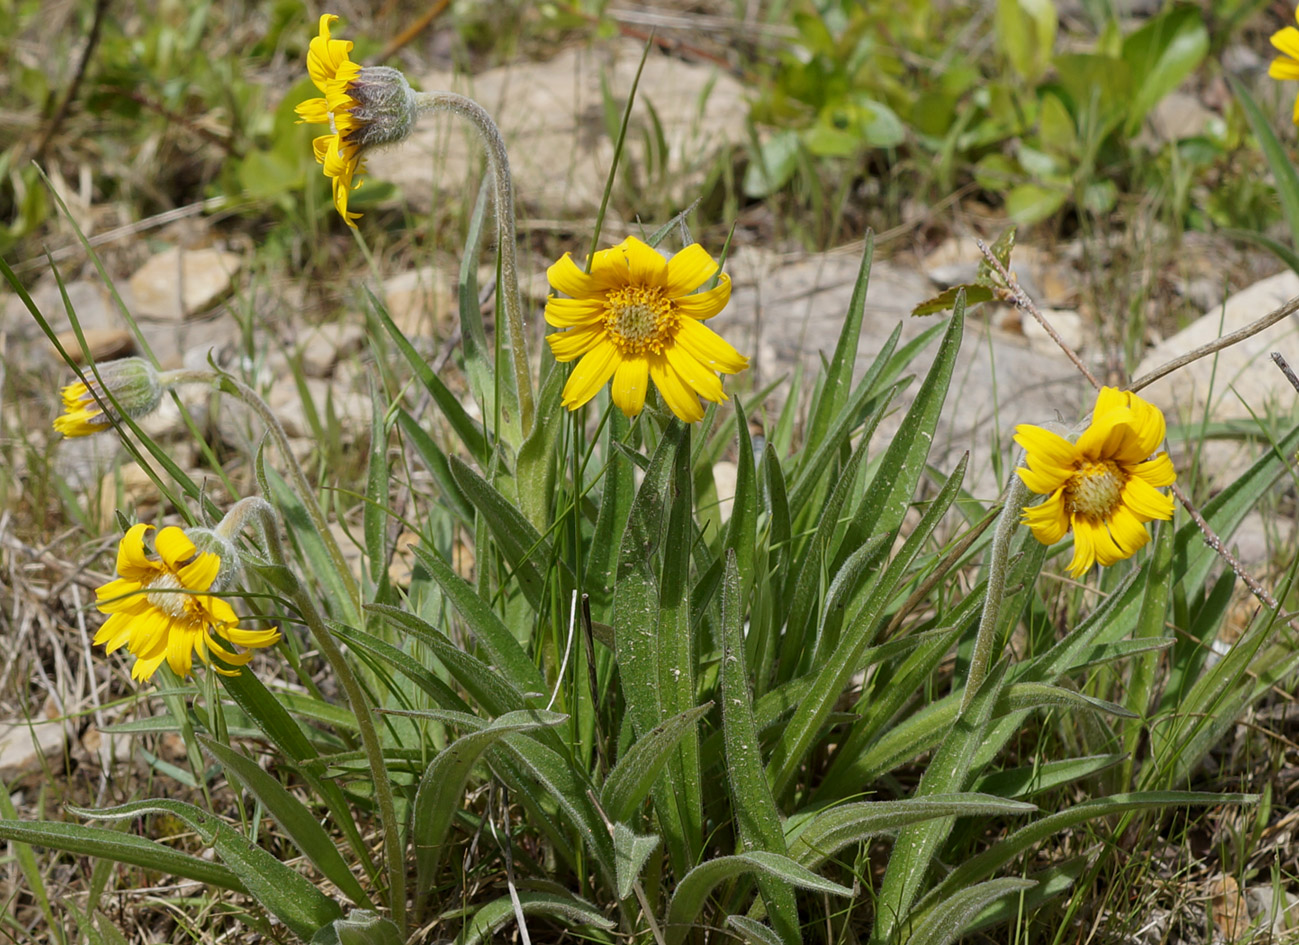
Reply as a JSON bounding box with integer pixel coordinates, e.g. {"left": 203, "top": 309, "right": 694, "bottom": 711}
{"left": 1148, "top": 91, "right": 1217, "bottom": 144}
{"left": 128, "top": 247, "right": 242, "bottom": 321}
{"left": 4, "top": 278, "right": 116, "bottom": 337}
{"left": 389, "top": 531, "right": 420, "bottom": 587}
{"left": 53, "top": 328, "right": 134, "bottom": 363}
{"left": 926, "top": 262, "right": 978, "bottom": 290}
{"left": 301, "top": 323, "right": 366, "bottom": 378}
{"left": 1208, "top": 874, "right": 1249, "bottom": 939}
{"left": 383, "top": 267, "right": 455, "bottom": 339}
{"left": 712, "top": 461, "right": 738, "bottom": 523}
{"left": 0, "top": 717, "right": 67, "bottom": 781}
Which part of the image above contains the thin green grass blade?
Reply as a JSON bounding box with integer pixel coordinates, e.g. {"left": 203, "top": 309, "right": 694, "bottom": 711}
{"left": 363, "top": 387, "right": 391, "bottom": 598}
{"left": 583, "top": 411, "right": 634, "bottom": 616}
{"left": 395, "top": 410, "right": 474, "bottom": 523}
{"left": 514, "top": 352, "right": 565, "bottom": 528}
{"left": 723, "top": 402, "right": 759, "bottom": 606}
{"left": 1232, "top": 76, "right": 1299, "bottom": 250}
{"left": 972, "top": 754, "right": 1125, "bottom": 799}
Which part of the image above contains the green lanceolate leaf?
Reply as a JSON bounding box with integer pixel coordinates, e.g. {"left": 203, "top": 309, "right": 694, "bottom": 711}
{"left": 395, "top": 410, "right": 474, "bottom": 523}
{"left": 584, "top": 412, "right": 635, "bottom": 615}
{"left": 601, "top": 703, "right": 713, "bottom": 823}
{"left": 311, "top": 909, "right": 405, "bottom": 945}
{"left": 906, "top": 877, "right": 1036, "bottom": 945}
{"left": 726, "top": 915, "right": 785, "bottom": 945}
{"left": 411, "top": 710, "right": 566, "bottom": 917}
{"left": 198, "top": 736, "right": 373, "bottom": 909}
{"left": 720, "top": 551, "right": 799, "bottom": 944}
{"left": 656, "top": 424, "right": 704, "bottom": 871}
{"left": 804, "top": 234, "right": 874, "bottom": 456}
{"left": 326, "top": 620, "right": 471, "bottom": 713}
{"left": 789, "top": 794, "right": 1036, "bottom": 870}
{"left": 724, "top": 402, "right": 759, "bottom": 607}
{"left": 69, "top": 799, "right": 342, "bottom": 941}
{"left": 911, "top": 283, "right": 994, "bottom": 318}
{"left": 515, "top": 353, "right": 565, "bottom": 528}
{"left": 0, "top": 819, "right": 245, "bottom": 893}
{"left": 665, "top": 853, "right": 852, "bottom": 945}
{"left": 870, "top": 660, "right": 1008, "bottom": 945}
{"left": 453, "top": 891, "right": 614, "bottom": 945}
{"left": 613, "top": 823, "right": 661, "bottom": 900}
{"left": 364, "top": 386, "right": 391, "bottom": 598}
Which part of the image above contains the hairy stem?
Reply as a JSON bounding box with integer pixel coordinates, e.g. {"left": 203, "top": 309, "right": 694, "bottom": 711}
{"left": 414, "top": 90, "right": 534, "bottom": 435}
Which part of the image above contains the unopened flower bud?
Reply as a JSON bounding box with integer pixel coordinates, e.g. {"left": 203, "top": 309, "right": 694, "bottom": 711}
{"left": 345, "top": 66, "right": 418, "bottom": 149}
{"left": 54, "top": 358, "right": 163, "bottom": 437}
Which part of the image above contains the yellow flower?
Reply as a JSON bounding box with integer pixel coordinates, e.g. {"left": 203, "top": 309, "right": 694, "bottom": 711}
{"left": 94, "top": 524, "right": 280, "bottom": 682}
{"left": 544, "top": 237, "right": 748, "bottom": 422}
{"left": 1015, "top": 387, "right": 1176, "bottom": 577}
{"left": 1271, "top": 10, "right": 1299, "bottom": 124}
{"left": 295, "top": 14, "right": 417, "bottom": 226}
{"left": 54, "top": 358, "right": 162, "bottom": 437}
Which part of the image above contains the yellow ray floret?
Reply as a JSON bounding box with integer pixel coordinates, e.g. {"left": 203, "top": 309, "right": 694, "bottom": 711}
{"left": 1015, "top": 387, "right": 1176, "bottom": 577}
{"left": 1272, "top": 8, "right": 1299, "bottom": 124}
{"left": 94, "top": 524, "right": 279, "bottom": 682}
{"left": 543, "top": 237, "right": 748, "bottom": 423}
{"left": 295, "top": 14, "right": 365, "bottom": 225}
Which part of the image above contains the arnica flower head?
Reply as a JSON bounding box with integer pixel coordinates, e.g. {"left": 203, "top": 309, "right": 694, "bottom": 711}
{"left": 544, "top": 236, "right": 748, "bottom": 423}
{"left": 95, "top": 524, "right": 280, "bottom": 682}
{"left": 1270, "top": 8, "right": 1299, "bottom": 124}
{"left": 1015, "top": 387, "right": 1176, "bottom": 578}
{"left": 54, "top": 357, "right": 162, "bottom": 437}
{"left": 295, "top": 14, "right": 417, "bottom": 226}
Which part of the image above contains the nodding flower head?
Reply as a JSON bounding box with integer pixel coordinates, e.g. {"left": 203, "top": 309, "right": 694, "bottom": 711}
{"left": 295, "top": 14, "right": 417, "bottom": 226}
{"left": 54, "top": 358, "right": 163, "bottom": 438}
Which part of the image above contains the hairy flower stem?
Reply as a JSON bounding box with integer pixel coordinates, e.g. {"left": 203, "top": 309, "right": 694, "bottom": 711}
{"left": 415, "top": 90, "right": 534, "bottom": 435}
{"left": 164, "top": 369, "right": 359, "bottom": 611}
{"left": 243, "top": 498, "right": 406, "bottom": 932}
{"left": 962, "top": 473, "right": 1029, "bottom": 716}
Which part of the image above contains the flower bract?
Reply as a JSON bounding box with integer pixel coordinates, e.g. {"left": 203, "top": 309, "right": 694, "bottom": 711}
{"left": 94, "top": 524, "right": 280, "bottom": 682}
{"left": 1271, "top": 9, "right": 1299, "bottom": 124}
{"left": 54, "top": 357, "right": 163, "bottom": 437}
{"left": 1015, "top": 387, "right": 1176, "bottom": 577}
{"left": 295, "top": 15, "right": 416, "bottom": 226}
{"left": 543, "top": 236, "right": 748, "bottom": 423}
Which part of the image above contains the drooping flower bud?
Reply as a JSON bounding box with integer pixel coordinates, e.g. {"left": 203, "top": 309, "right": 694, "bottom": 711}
{"left": 54, "top": 357, "right": 163, "bottom": 437}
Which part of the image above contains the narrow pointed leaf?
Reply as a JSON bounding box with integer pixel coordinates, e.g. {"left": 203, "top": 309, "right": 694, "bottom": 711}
{"left": 601, "top": 703, "right": 713, "bottom": 823}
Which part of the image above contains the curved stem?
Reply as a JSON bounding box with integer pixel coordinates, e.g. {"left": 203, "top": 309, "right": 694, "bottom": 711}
{"left": 414, "top": 90, "right": 535, "bottom": 436}
{"left": 164, "top": 369, "right": 360, "bottom": 611}
{"left": 245, "top": 499, "right": 407, "bottom": 932}
{"left": 962, "top": 473, "right": 1029, "bottom": 715}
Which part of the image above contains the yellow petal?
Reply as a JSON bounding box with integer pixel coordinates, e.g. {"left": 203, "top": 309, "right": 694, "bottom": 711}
{"left": 665, "top": 344, "right": 726, "bottom": 403}
{"left": 620, "top": 237, "right": 668, "bottom": 288}
{"left": 611, "top": 357, "right": 650, "bottom": 417}
{"left": 307, "top": 14, "right": 354, "bottom": 93}
{"left": 1013, "top": 424, "right": 1079, "bottom": 469}
{"left": 96, "top": 578, "right": 148, "bottom": 614}
{"left": 223, "top": 625, "right": 282, "bottom": 648}
{"left": 1273, "top": 26, "right": 1299, "bottom": 62}
{"left": 1130, "top": 453, "right": 1175, "bottom": 488}
{"left": 649, "top": 354, "right": 704, "bottom": 423}
{"left": 176, "top": 553, "right": 218, "bottom": 595}
{"left": 1270, "top": 57, "right": 1299, "bottom": 80}
{"left": 664, "top": 243, "right": 721, "bottom": 297}
{"left": 674, "top": 317, "right": 749, "bottom": 374}
{"left": 1108, "top": 505, "right": 1151, "bottom": 557}
{"left": 131, "top": 653, "right": 167, "bottom": 682}
{"left": 94, "top": 611, "right": 130, "bottom": 649}
{"left": 560, "top": 341, "right": 621, "bottom": 411}
{"left": 167, "top": 627, "right": 196, "bottom": 678}
{"left": 1084, "top": 516, "right": 1124, "bottom": 568}
{"left": 547, "top": 324, "right": 607, "bottom": 362}
{"left": 673, "top": 273, "right": 732, "bottom": 320}
{"left": 1120, "top": 476, "right": 1174, "bottom": 521}
{"left": 548, "top": 253, "right": 616, "bottom": 299}
{"left": 200, "top": 595, "right": 240, "bottom": 629}
{"left": 295, "top": 97, "right": 330, "bottom": 125}
{"left": 1067, "top": 518, "right": 1100, "bottom": 576}
{"left": 1021, "top": 488, "right": 1069, "bottom": 545}
{"left": 544, "top": 296, "right": 605, "bottom": 328}
{"left": 116, "top": 524, "right": 159, "bottom": 582}
{"left": 155, "top": 526, "right": 198, "bottom": 571}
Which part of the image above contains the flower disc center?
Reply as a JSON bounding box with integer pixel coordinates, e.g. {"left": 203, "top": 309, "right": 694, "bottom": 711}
{"left": 606, "top": 287, "right": 674, "bottom": 354}
{"left": 1065, "top": 460, "right": 1126, "bottom": 520}
{"left": 146, "top": 573, "right": 190, "bottom": 618}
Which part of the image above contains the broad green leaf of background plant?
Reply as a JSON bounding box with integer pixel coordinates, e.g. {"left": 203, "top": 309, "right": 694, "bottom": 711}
{"left": 995, "top": 0, "right": 1058, "bottom": 82}
{"left": 1120, "top": 5, "right": 1209, "bottom": 136}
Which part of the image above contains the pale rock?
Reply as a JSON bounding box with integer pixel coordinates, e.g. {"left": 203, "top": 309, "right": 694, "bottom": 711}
{"left": 1019, "top": 308, "right": 1085, "bottom": 355}
{"left": 389, "top": 531, "right": 420, "bottom": 587}
{"left": 53, "top": 328, "right": 134, "bottom": 362}
{"left": 98, "top": 462, "right": 165, "bottom": 531}
{"left": 1246, "top": 885, "right": 1299, "bottom": 932}
{"left": 1147, "top": 91, "right": 1218, "bottom": 144}
{"left": 329, "top": 520, "right": 365, "bottom": 581}
{"left": 712, "top": 461, "right": 738, "bottom": 523}
{"left": 383, "top": 266, "right": 456, "bottom": 339}
{"left": 0, "top": 717, "right": 67, "bottom": 781}
{"left": 267, "top": 376, "right": 369, "bottom": 439}
{"left": 367, "top": 39, "right": 749, "bottom": 218}
{"left": 128, "top": 247, "right": 242, "bottom": 321}
{"left": 301, "top": 323, "right": 366, "bottom": 378}
{"left": 3, "top": 277, "right": 117, "bottom": 337}
{"left": 1132, "top": 269, "right": 1299, "bottom": 425}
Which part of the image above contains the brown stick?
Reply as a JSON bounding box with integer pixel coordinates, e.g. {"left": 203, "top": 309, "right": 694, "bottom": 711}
{"left": 32, "top": 0, "right": 111, "bottom": 164}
